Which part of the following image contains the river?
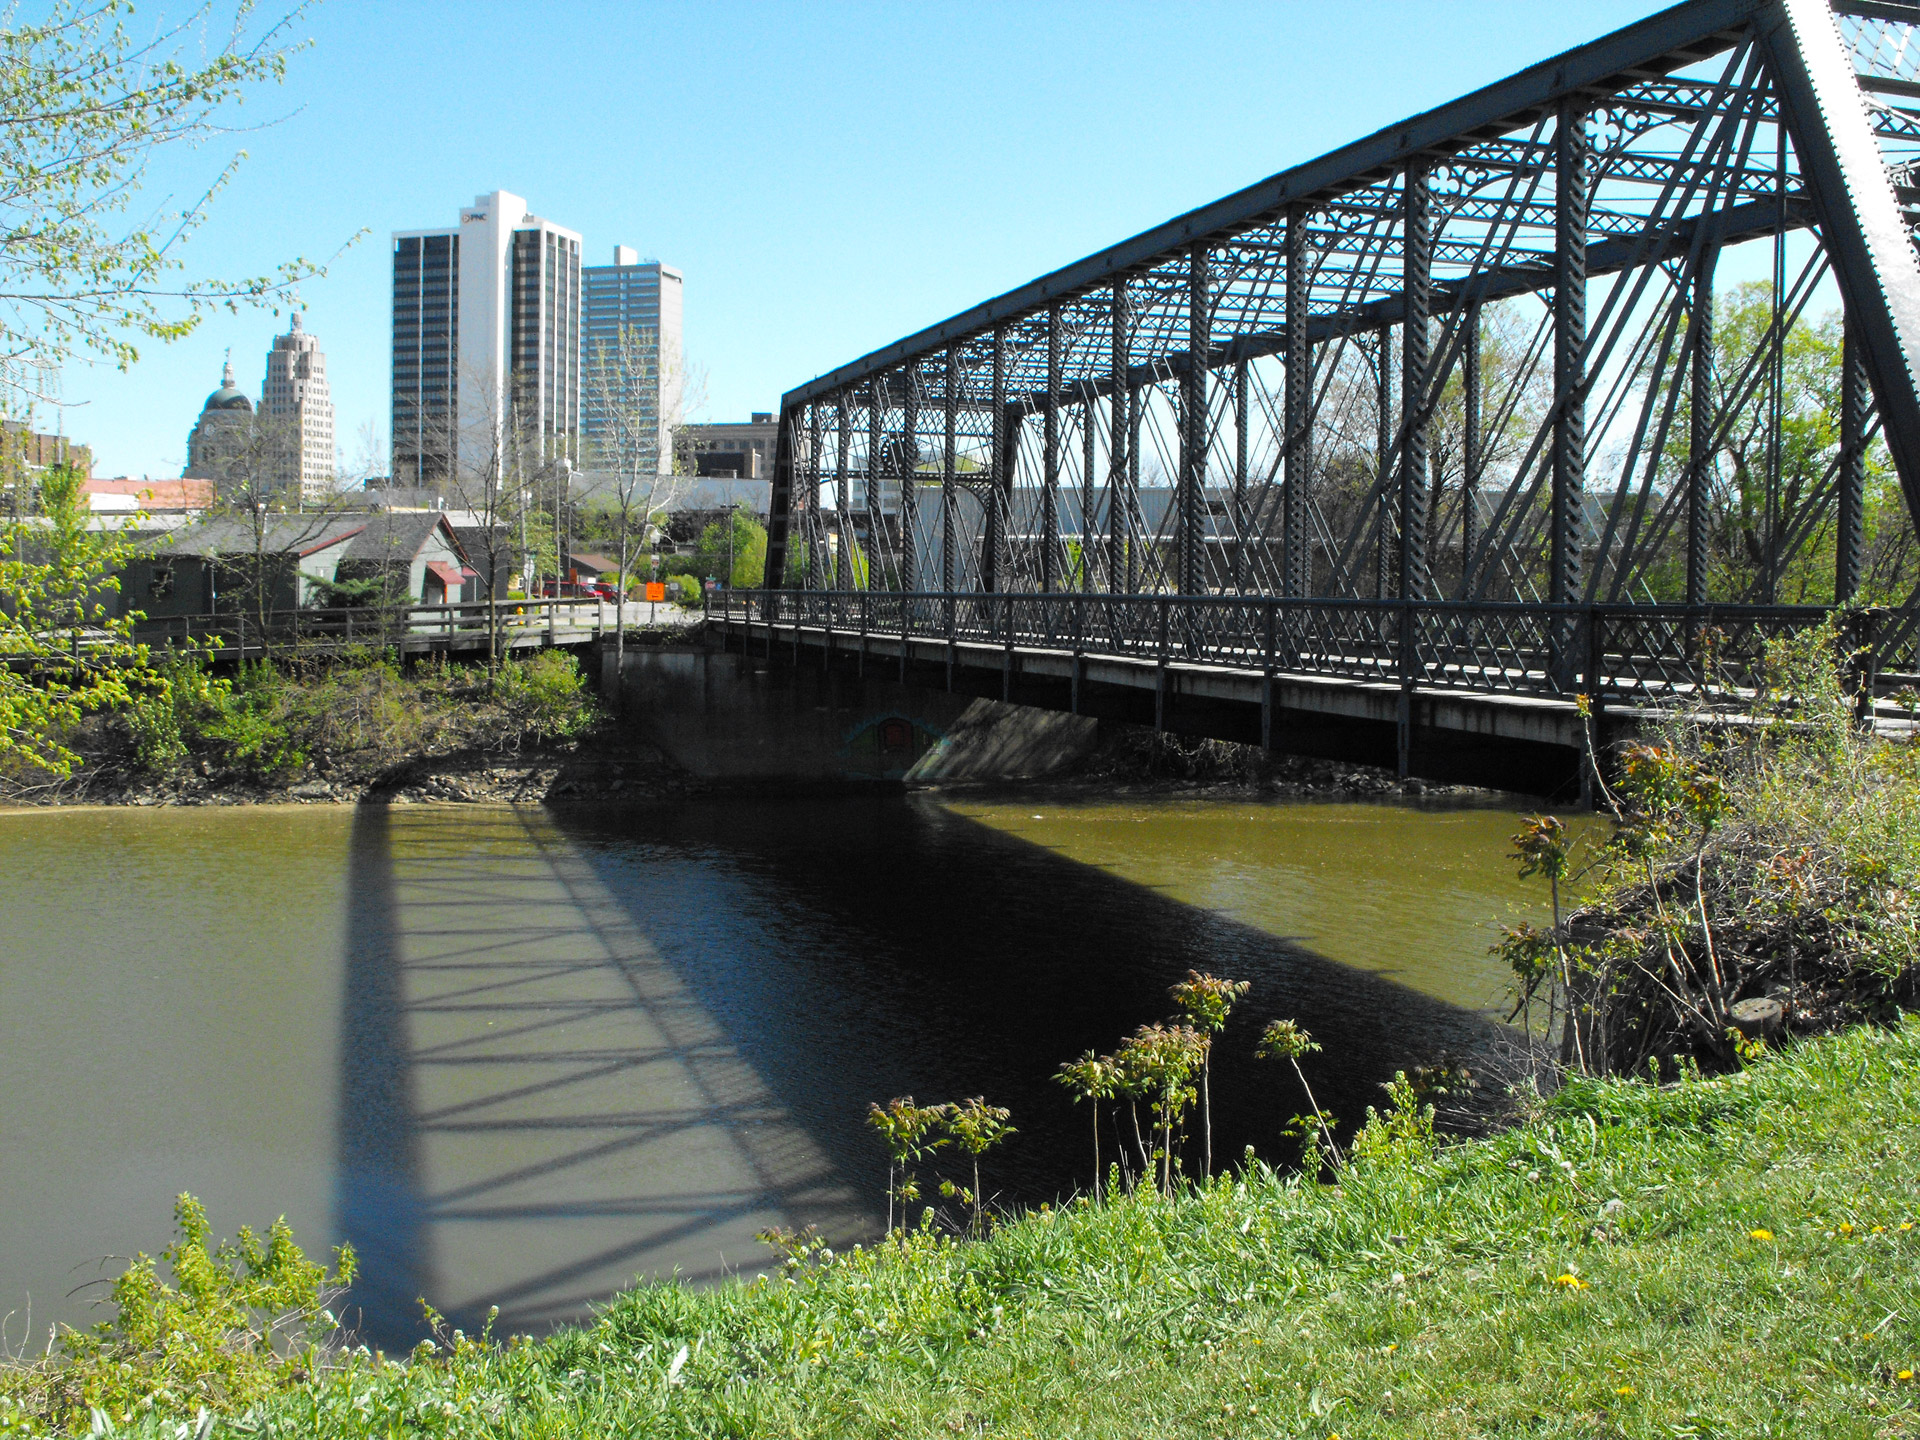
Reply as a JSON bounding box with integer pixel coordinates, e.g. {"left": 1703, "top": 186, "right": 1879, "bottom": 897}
{"left": 0, "top": 793, "right": 1549, "bottom": 1349}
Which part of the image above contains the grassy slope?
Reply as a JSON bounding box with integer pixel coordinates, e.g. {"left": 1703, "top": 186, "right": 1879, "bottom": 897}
{"left": 242, "top": 1022, "right": 1920, "bottom": 1440}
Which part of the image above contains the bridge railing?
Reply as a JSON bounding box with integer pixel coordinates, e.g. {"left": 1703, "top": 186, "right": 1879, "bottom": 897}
{"left": 127, "top": 597, "right": 622, "bottom": 654}
{"left": 713, "top": 591, "right": 1898, "bottom": 708}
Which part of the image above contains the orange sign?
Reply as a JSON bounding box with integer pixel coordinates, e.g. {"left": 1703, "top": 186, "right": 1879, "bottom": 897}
{"left": 644, "top": 582, "right": 666, "bottom": 603}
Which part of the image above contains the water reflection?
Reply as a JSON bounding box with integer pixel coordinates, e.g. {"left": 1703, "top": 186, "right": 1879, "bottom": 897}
{"left": 1, "top": 794, "right": 1539, "bottom": 1353}
{"left": 334, "top": 806, "right": 864, "bottom": 1345}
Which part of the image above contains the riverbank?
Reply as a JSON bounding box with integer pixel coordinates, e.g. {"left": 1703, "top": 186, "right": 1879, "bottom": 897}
{"left": 8, "top": 1019, "right": 1914, "bottom": 1437}
{"left": 0, "top": 647, "right": 700, "bottom": 810}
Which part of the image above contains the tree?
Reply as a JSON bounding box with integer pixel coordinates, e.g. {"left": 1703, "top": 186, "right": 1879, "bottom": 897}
{"left": 0, "top": 464, "right": 149, "bottom": 786}
{"left": 0, "top": 1, "right": 348, "bottom": 399}
{"left": 692, "top": 507, "right": 766, "bottom": 589}
{"left": 583, "top": 324, "right": 689, "bottom": 699}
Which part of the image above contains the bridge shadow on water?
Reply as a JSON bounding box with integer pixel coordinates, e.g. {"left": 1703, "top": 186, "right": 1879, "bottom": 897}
{"left": 332, "top": 794, "right": 1509, "bottom": 1348}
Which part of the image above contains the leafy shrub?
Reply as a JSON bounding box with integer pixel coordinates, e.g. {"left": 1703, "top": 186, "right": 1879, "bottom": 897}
{"left": 0, "top": 1195, "right": 354, "bottom": 1434}
{"left": 665, "top": 573, "right": 702, "bottom": 606}
{"left": 494, "top": 650, "right": 598, "bottom": 744}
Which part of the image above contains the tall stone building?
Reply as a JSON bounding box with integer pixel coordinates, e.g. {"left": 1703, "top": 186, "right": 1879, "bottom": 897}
{"left": 183, "top": 358, "right": 255, "bottom": 485}
{"left": 390, "top": 190, "right": 581, "bottom": 490}
{"left": 261, "top": 313, "right": 335, "bottom": 504}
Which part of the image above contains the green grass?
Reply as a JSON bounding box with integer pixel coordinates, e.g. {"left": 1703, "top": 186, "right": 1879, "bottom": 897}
{"left": 63, "top": 1019, "right": 1912, "bottom": 1439}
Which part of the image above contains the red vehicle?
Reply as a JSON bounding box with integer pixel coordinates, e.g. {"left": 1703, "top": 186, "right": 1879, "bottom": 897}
{"left": 537, "top": 579, "right": 620, "bottom": 601}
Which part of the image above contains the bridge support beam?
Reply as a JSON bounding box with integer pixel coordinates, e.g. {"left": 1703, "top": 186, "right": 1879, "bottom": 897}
{"left": 1181, "top": 244, "right": 1208, "bottom": 595}
{"left": 1110, "top": 279, "right": 1130, "bottom": 594}
{"left": 1552, "top": 95, "right": 1589, "bottom": 610}
{"left": 1233, "top": 359, "right": 1249, "bottom": 593}
{"left": 1687, "top": 246, "right": 1716, "bottom": 607}
{"left": 943, "top": 347, "right": 959, "bottom": 594}
{"left": 835, "top": 393, "right": 852, "bottom": 590}
{"left": 1839, "top": 315, "right": 1868, "bottom": 603}
{"left": 986, "top": 328, "right": 1008, "bottom": 593}
{"left": 1284, "top": 204, "right": 1310, "bottom": 599}
{"left": 901, "top": 367, "right": 920, "bottom": 596}
{"left": 1044, "top": 305, "right": 1062, "bottom": 593}
{"left": 1400, "top": 158, "right": 1432, "bottom": 601}
{"left": 1461, "top": 301, "right": 1481, "bottom": 596}
{"left": 866, "top": 381, "right": 883, "bottom": 592}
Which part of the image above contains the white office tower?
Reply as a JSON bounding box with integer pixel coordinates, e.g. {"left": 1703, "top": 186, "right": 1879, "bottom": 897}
{"left": 390, "top": 191, "right": 582, "bottom": 490}
{"left": 261, "top": 314, "right": 335, "bottom": 504}
{"left": 582, "top": 246, "right": 684, "bottom": 475}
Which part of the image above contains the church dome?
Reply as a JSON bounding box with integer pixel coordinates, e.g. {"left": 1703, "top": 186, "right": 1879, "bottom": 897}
{"left": 202, "top": 359, "right": 253, "bottom": 413}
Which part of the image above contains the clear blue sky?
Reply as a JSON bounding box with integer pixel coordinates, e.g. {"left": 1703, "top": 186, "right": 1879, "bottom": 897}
{"left": 63, "top": 0, "right": 1670, "bottom": 479}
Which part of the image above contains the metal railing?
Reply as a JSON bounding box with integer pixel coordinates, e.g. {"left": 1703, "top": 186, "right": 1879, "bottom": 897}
{"left": 709, "top": 590, "right": 1899, "bottom": 710}
{"left": 129, "top": 597, "right": 627, "bottom": 653}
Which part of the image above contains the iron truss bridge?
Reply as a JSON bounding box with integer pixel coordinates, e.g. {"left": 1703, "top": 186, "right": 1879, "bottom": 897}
{"left": 764, "top": 0, "right": 1920, "bottom": 691}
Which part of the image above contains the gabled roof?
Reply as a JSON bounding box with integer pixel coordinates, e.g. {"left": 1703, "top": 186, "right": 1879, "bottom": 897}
{"left": 147, "top": 516, "right": 367, "bottom": 559}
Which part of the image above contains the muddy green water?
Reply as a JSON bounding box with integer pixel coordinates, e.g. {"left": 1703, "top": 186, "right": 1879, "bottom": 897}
{"left": 0, "top": 794, "right": 1549, "bottom": 1349}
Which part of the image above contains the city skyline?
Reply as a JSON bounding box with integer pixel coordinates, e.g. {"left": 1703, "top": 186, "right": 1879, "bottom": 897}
{"left": 52, "top": 1, "right": 1664, "bottom": 481}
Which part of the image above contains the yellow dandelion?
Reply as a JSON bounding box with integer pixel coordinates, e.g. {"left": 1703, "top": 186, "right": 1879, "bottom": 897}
{"left": 1615, "top": 1385, "right": 1635, "bottom": 1396}
{"left": 1900, "top": 1370, "right": 1914, "bottom": 1382}
{"left": 1553, "top": 1273, "right": 1589, "bottom": 1289}
{"left": 1874, "top": 1226, "right": 1886, "bottom": 1234}
{"left": 1839, "top": 1222, "right": 1855, "bottom": 1234}
{"left": 1902, "top": 1222, "right": 1914, "bottom": 1232}
{"left": 1749, "top": 1228, "right": 1774, "bottom": 1241}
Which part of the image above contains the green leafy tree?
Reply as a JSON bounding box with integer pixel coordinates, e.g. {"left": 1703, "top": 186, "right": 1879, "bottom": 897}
{"left": 692, "top": 506, "right": 767, "bottom": 589}
{"left": 0, "top": 1, "right": 344, "bottom": 391}
{"left": 1115, "top": 1022, "right": 1205, "bottom": 1195}
{"left": 0, "top": 464, "right": 151, "bottom": 785}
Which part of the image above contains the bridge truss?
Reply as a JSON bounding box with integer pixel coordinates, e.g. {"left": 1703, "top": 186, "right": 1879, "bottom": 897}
{"left": 764, "top": 0, "right": 1920, "bottom": 668}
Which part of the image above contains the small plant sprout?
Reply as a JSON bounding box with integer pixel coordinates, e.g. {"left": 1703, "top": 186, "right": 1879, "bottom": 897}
{"left": 1257, "top": 1018, "right": 1341, "bottom": 1166}
{"left": 865, "top": 1097, "right": 947, "bottom": 1237}
{"left": 1053, "top": 1050, "right": 1121, "bottom": 1200}
{"left": 939, "top": 1098, "right": 1017, "bottom": 1236}
{"left": 1168, "top": 970, "right": 1250, "bottom": 1178}
{"left": 1509, "top": 814, "right": 1591, "bottom": 1072}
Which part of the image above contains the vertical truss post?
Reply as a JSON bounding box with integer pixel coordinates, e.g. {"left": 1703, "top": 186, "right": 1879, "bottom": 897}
{"left": 764, "top": 404, "right": 797, "bottom": 591}
{"left": 1375, "top": 329, "right": 1393, "bottom": 599}
{"left": 1284, "top": 205, "right": 1310, "bottom": 599}
{"left": 1839, "top": 316, "right": 1868, "bottom": 604}
{"left": 1461, "top": 301, "right": 1481, "bottom": 595}
{"left": 1400, "top": 158, "right": 1432, "bottom": 601}
{"left": 987, "top": 325, "right": 1008, "bottom": 593}
{"left": 835, "top": 392, "right": 852, "bottom": 591}
{"left": 1044, "top": 305, "right": 1062, "bottom": 594}
{"left": 942, "top": 347, "right": 958, "bottom": 595}
{"left": 1110, "top": 279, "right": 1130, "bottom": 593}
{"left": 1552, "top": 95, "right": 1589, "bottom": 612}
{"left": 1181, "top": 244, "right": 1208, "bottom": 596}
{"left": 901, "top": 367, "right": 920, "bottom": 597}
{"left": 805, "top": 404, "right": 823, "bottom": 587}
{"left": 1687, "top": 247, "right": 1717, "bottom": 608}
{"left": 866, "top": 380, "right": 883, "bottom": 593}
{"left": 1233, "top": 359, "right": 1249, "bottom": 594}
{"left": 1081, "top": 386, "right": 1096, "bottom": 594}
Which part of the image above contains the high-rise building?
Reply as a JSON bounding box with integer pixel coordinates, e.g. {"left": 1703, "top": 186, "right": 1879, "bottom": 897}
{"left": 261, "top": 313, "right": 335, "bottom": 504}
{"left": 390, "top": 190, "right": 581, "bottom": 490}
{"left": 582, "top": 246, "right": 683, "bottom": 475}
